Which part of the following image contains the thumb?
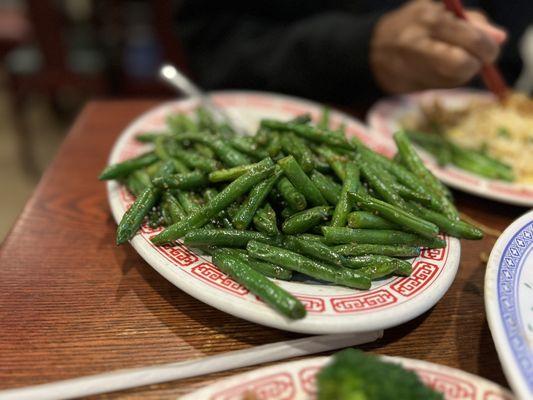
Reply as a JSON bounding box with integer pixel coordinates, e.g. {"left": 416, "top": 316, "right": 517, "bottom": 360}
{"left": 465, "top": 11, "right": 507, "bottom": 44}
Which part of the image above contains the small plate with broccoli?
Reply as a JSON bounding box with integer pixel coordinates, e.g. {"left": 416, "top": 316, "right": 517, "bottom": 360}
{"left": 181, "top": 349, "right": 513, "bottom": 400}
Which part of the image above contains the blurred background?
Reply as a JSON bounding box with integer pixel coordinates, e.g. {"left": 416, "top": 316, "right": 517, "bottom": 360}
{"left": 0, "top": 0, "right": 186, "bottom": 240}
{"left": 0, "top": 1, "right": 531, "bottom": 242}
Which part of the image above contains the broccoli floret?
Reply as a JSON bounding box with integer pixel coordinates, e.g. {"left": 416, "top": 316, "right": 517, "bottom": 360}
{"left": 317, "top": 349, "right": 443, "bottom": 400}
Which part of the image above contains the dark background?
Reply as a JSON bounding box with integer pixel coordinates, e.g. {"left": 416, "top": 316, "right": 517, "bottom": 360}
{"left": 0, "top": 0, "right": 530, "bottom": 241}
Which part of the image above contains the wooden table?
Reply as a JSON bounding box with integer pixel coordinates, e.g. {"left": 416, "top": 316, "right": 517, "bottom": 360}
{"left": 0, "top": 100, "right": 527, "bottom": 399}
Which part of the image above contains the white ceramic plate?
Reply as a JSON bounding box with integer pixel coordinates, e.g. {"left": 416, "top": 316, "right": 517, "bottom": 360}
{"left": 106, "top": 90, "right": 460, "bottom": 334}
{"left": 367, "top": 88, "right": 533, "bottom": 207}
{"left": 486, "top": 209, "right": 533, "bottom": 400}
{"left": 181, "top": 355, "right": 513, "bottom": 399}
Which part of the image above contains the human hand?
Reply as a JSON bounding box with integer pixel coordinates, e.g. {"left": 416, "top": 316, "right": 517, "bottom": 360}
{"left": 370, "top": 0, "right": 507, "bottom": 93}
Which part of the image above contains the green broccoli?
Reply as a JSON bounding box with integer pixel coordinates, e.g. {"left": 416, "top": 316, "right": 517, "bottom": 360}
{"left": 317, "top": 349, "right": 443, "bottom": 400}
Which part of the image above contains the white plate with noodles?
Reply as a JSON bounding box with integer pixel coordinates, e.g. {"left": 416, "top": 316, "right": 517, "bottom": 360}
{"left": 367, "top": 88, "right": 533, "bottom": 207}
{"left": 181, "top": 353, "right": 513, "bottom": 400}
{"left": 106, "top": 90, "right": 460, "bottom": 334}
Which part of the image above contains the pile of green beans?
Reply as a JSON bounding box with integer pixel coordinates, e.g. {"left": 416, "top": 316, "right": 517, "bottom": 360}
{"left": 100, "top": 107, "right": 483, "bottom": 320}
{"left": 404, "top": 129, "right": 514, "bottom": 182}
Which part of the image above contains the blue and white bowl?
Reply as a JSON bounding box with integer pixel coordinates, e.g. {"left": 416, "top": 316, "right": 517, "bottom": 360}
{"left": 486, "top": 209, "right": 533, "bottom": 400}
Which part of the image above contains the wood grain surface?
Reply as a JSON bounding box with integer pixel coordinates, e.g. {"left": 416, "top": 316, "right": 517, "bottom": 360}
{"left": 0, "top": 100, "right": 527, "bottom": 399}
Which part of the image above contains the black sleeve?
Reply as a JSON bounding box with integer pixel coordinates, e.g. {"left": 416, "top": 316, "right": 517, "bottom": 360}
{"left": 177, "top": 10, "right": 385, "bottom": 104}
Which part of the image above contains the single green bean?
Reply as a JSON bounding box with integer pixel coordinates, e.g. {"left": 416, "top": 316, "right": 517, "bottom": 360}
{"left": 183, "top": 229, "right": 281, "bottom": 247}
{"left": 282, "top": 206, "right": 332, "bottom": 235}
{"left": 208, "top": 137, "right": 251, "bottom": 167}
{"left": 229, "top": 137, "right": 270, "bottom": 160}
{"left": 261, "top": 119, "right": 353, "bottom": 150}
{"left": 145, "top": 161, "right": 162, "bottom": 177}
{"left": 333, "top": 243, "right": 421, "bottom": 258}
{"left": 322, "top": 226, "right": 445, "bottom": 248}
{"left": 247, "top": 241, "right": 371, "bottom": 289}
{"left": 154, "top": 135, "right": 172, "bottom": 161}
{"left": 314, "top": 146, "right": 346, "bottom": 181}
{"left": 352, "top": 255, "right": 413, "bottom": 278}
{"left": 211, "top": 248, "right": 305, "bottom": 319}
{"left": 132, "top": 169, "right": 151, "bottom": 187}
{"left": 161, "top": 192, "right": 187, "bottom": 224}
{"left": 408, "top": 201, "right": 483, "bottom": 240}
{"left": 233, "top": 168, "right": 282, "bottom": 229}
{"left": 350, "top": 191, "right": 439, "bottom": 238}
{"left": 153, "top": 159, "right": 176, "bottom": 180}
{"left": 283, "top": 235, "right": 346, "bottom": 267}
{"left": 331, "top": 162, "right": 359, "bottom": 227}
{"left": 204, "top": 188, "right": 233, "bottom": 228}
{"left": 298, "top": 233, "right": 326, "bottom": 242}
{"left": 171, "top": 147, "right": 218, "bottom": 172}
{"left": 256, "top": 127, "right": 270, "bottom": 145}
{"left": 347, "top": 211, "right": 398, "bottom": 230}
{"left": 152, "top": 171, "right": 207, "bottom": 190}
{"left": 99, "top": 152, "right": 158, "bottom": 180}
{"left": 280, "top": 133, "right": 315, "bottom": 172}
{"left": 394, "top": 183, "right": 436, "bottom": 209}
{"left": 135, "top": 132, "right": 169, "bottom": 142}
{"left": 310, "top": 171, "right": 342, "bottom": 205}
{"left": 126, "top": 173, "right": 147, "bottom": 196}
{"left": 266, "top": 132, "right": 282, "bottom": 157}
{"left": 160, "top": 204, "right": 173, "bottom": 226}
{"left": 175, "top": 191, "right": 202, "bottom": 214}
{"left": 208, "top": 163, "right": 255, "bottom": 183}
{"left": 253, "top": 203, "right": 280, "bottom": 236}
{"left": 278, "top": 155, "right": 326, "bottom": 206}
{"left": 318, "top": 107, "right": 330, "bottom": 129}
{"left": 232, "top": 250, "right": 293, "bottom": 280}
{"left": 291, "top": 114, "right": 312, "bottom": 124}
{"left": 276, "top": 177, "right": 307, "bottom": 211}
{"left": 194, "top": 143, "right": 216, "bottom": 158}
{"left": 171, "top": 158, "right": 190, "bottom": 174}
{"left": 116, "top": 187, "right": 160, "bottom": 244}
{"left": 175, "top": 132, "right": 251, "bottom": 167}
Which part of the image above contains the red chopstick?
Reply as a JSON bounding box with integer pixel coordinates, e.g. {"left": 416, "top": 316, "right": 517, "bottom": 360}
{"left": 442, "top": 0, "right": 508, "bottom": 100}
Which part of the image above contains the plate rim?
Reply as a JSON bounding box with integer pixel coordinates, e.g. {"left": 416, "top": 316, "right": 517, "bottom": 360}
{"left": 105, "top": 89, "right": 460, "bottom": 334}
{"left": 181, "top": 354, "right": 514, "bottom": 399}
{"left": 366, "top": 88, "right": 533, "bottom": 207}
{"left": 485, "top": 209, "right": 533, "bottom": 399}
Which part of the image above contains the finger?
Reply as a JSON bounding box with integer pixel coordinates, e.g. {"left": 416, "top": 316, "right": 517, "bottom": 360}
{"left": 465, "top": 11, "right": 507, "bottom": 44}
{"left": 410, "top": 37, "right": 481, "bottom": 88}
{"left": 428, "top": 12, "right": 501, "bottom": 64}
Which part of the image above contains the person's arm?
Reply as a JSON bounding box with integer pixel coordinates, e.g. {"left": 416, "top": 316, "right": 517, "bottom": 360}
{"left": 177, "top": 8, "right": 385, "bottom": 103}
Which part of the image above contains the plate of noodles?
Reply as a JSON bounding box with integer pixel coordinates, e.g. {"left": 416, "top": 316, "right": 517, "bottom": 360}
{"left": 368, "top": 88, "right": 533, "bottom": 206}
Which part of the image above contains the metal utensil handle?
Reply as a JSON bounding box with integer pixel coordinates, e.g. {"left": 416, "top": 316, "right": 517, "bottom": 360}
{"left": 159, "top": 64, "right": 250, "bottom": 135}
